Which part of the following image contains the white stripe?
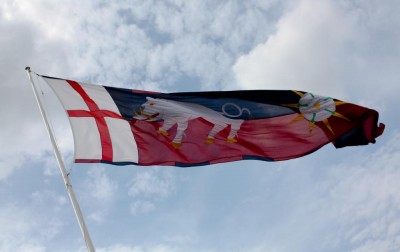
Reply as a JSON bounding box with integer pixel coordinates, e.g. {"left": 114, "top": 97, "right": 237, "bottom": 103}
{"left": 70, "top": 117, "right": 102, "bottom": 160}
{"left": 80, "top": 82, "right": 120, "bottom": 113}
{"left": 45, "top": 78, "right": 89, "bottom": 110}
{"left": 106, "top": 118, "right": 138, "bottom": 163}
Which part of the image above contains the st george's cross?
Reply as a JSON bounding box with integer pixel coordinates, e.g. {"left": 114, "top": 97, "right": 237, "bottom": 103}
{"left": 46, "top": 77, "right": 139, "bottom": 164}
{"left": 65, "top": 80, "right": 126, "bottom": 162}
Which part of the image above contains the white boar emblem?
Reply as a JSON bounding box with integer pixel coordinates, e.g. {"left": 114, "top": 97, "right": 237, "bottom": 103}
{"left": 134, "top": 97, "right": 247, "bottom": 148}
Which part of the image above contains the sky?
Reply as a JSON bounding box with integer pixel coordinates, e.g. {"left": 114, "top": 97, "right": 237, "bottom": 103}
{"left": 1, "top": 0, "right": 399, "bottom": 251}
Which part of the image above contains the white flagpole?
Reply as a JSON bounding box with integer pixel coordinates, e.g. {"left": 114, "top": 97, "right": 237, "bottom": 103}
{"left": 25, "top": 67, "right": 95, "bottom": 252}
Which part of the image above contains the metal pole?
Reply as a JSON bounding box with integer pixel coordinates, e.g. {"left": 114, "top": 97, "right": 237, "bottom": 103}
{"left": 25, "top": 67, "right": 95, "bottom": 252}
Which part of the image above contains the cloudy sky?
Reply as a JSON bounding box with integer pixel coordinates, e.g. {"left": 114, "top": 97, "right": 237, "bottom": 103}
{"left": 1, "top": 0, "right": 399, "bottom": 251}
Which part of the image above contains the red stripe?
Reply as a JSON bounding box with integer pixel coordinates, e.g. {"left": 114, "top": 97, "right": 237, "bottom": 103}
{"left": 75, "top": 159, "right": 101, "bottom": 163}
{"left": 66, "top": 80, "right": 121, "bottom": 162}
{"left": 67, "top": 110, "right": 123, "bottom": 119}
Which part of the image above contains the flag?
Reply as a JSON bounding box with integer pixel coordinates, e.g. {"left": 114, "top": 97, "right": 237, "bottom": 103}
{"left": 43, "top": 75, "right": 385, "bottom": 167}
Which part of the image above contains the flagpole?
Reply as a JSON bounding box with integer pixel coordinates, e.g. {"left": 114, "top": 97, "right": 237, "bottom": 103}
{"left": 25, "top": 67, "right": 95, "bottom": 252}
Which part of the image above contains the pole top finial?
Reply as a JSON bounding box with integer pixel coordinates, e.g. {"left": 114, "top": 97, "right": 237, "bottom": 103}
{"left": 25, "top": 66, "right": 31, "bottom": 71}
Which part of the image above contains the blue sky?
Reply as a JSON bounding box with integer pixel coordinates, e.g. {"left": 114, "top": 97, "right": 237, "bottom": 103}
{"left": 1, "top": 0, "right": 399, "bottom": 251}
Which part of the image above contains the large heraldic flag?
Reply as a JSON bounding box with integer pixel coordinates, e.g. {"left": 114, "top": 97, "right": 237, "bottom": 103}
{"left": 43, "top": 75, "right": 385, "bottom": 167}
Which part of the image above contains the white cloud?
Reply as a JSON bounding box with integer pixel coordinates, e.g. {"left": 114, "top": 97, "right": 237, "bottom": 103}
{"left": 74, "top": 167, "right": 119, "bottom": 225}
{"left": 0, "top": 1, "right": 76, "bottom": 181}
{"left": 240, "top": 131, "right": 400, "bottom": 252}
{"left": 127, "top": 169, "right": 175, "bottom": 216}
{"left": 88, "top": 210, "right": 108, "bottom": 224}
{"left": 1, "top": 0, "right": 77, "bottom": 40}
{"left": 233, "top": 0, "right": 400, "bottom": 101}
{"left": 128, "top": 169, "right": 175, "bottom": 200}
{"left": 234, "top": 0, "right": 358, "bottom": 97}
{"left": 0, "top": 203, "right": 60, "bottom": 252}
{"left": 52, "top": 0, "right": 281, "bottom": 90}
{"left": 93, "top": 244, "right": 177, "bottom": 252}
{"left": 130, "top": 200, "right": 156, "bottom": 216}
{"left": 84, "top": 167, "right": 119, "bottom": 201}
{"left": 318, "top": 131, "right": 400, "bottom": 251}
{"left": 31, "top": 190, "right": 68, "bottom": 209}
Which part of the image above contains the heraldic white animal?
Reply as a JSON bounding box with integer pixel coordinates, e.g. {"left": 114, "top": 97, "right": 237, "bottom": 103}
{"left": 134, "top": 97, "right": 244, "bottom": 148}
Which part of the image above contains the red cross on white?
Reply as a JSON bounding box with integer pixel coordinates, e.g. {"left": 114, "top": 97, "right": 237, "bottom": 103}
{"left": 45, "top": 78, "right": 139, "bottom": 163}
